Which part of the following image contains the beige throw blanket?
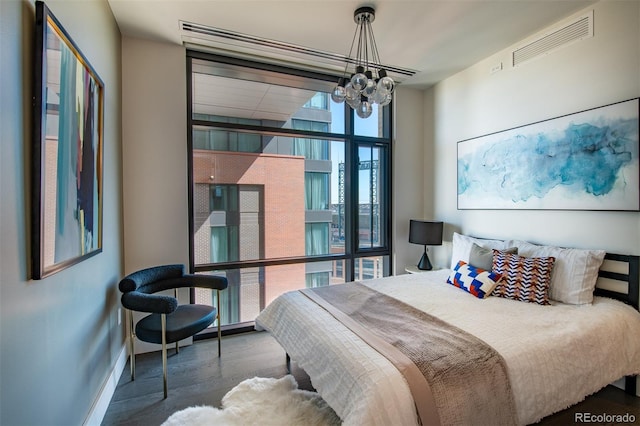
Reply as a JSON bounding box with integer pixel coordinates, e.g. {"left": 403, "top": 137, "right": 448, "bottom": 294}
{"left": 301, "top": 283, "right": 518, "bottom": 426}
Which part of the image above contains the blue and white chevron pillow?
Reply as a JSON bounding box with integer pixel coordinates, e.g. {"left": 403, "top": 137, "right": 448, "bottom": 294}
{"left": 491, "top": 250, "right": 555, "bottom": 305}
{"left": 446, "top": 261, "right": 503, "bottom": 299}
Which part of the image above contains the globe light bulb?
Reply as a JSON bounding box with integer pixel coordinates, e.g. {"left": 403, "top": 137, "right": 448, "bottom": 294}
{"left": 369, "top": 90, "right": 384, "bottom": 105}
{"left": 356, "top": 99, "right": 373, "bottom": 118}
{"left": 376, "top": 69, "right": 395, "bottom": 96}
{"left": 331, "top": 85, "right": 346, "bottom": 103}
{"left": 346, "top": 93, "right": 361, "bottom": 109}
{"left": 350, "top": 66, "right": 367, "bottom": 92}
{"left": 377, "top": 76, "right": 395, "bottom": 95}
{"left": 345, "top": 82, "right": 359, "bottom": 102}
{"left": 362, "top": 79, "right": 377, "bottom": 98}
{"left": 379, "top": 92, "right": 392, "bottom": 106}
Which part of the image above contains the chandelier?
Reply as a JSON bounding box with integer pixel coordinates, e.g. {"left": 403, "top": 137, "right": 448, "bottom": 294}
{"left": 331, "top": 6, "right": 395, "bottom": 119}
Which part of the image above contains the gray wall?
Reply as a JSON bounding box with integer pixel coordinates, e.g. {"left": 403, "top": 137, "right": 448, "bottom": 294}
{"left": 0, "top": 0, "right": 123, "bottom": 424}
{"left": 393, "top": 87, "right": 432, "bottom": 273}
{"left": 121, "top": 37, "right": 189, "bottom": 274}
{"left": 121, "top": 36, "right": 191, "bottom": 354}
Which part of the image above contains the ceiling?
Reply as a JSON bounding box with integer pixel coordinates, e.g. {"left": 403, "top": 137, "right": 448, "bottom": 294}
{"left": 107, "top": 0, "right": 597, "bottom": 89}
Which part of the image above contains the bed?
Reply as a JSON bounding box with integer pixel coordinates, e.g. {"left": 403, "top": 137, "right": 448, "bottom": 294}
{"left": 255, "top": 235, "right": 640, "bottom": 426}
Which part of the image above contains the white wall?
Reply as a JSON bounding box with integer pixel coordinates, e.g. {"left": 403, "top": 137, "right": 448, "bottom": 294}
{"left": 0, "top": 0, "right": 123, "bottom": 424}
{"left": 428, "top": 0, "right": 640, "bottom": 268}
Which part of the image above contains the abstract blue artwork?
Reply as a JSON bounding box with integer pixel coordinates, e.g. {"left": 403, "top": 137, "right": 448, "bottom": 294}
{"left": 457, "top": 98, "right": 639, "bottom": 211}
{"left": 32, "top": 1, "right": 104, "bottom": 279}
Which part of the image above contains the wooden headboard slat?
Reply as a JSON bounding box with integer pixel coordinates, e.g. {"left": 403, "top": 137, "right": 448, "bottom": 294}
{"left": 595, "top": 253, "right": 639, "bottom": 310}
{"left": 598, "top": 270, "right": 629, "bottom": 283}
{"left": 628, "top": 255, "right": 639, "bottom": 310}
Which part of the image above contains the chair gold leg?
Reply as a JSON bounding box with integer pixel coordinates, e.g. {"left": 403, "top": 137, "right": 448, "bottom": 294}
{"left": 129, "top": 309, "right": 136, "bottom": 381}
{"left": 217, "top": 290, "right": 222, "bottom": 357}
{"left": 161, "top": 313, "right": 168, "bottom": 399}
{"left": 174, "top": 288, "right": 180, "bottom": 355}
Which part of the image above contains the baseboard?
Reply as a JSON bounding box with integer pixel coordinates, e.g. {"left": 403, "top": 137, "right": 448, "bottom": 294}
{"left": 83, "top": 343, "right": 128, "bottom": 426}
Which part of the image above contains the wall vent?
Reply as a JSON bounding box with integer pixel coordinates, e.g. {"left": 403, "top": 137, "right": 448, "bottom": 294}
{"left": 180, "top": 21, "right": 418, "bottom": 78}
{"left": 512, "top": 10, "right": 593, "bottom": 67}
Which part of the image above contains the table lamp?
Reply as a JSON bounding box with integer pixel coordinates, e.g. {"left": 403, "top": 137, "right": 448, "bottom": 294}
{"left": 409, "top": 220, "right": 443, "bottom": 270}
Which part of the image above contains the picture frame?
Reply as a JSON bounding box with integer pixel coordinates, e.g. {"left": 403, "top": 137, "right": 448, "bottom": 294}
{"left": 457, "top": 98, "right": 639, "bottom": 211}
{"left": 32, "top": 1, "right": 104, "bottom": 279}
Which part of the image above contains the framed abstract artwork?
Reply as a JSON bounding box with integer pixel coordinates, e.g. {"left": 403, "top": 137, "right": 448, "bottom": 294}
{"left": 457, "top": 98, "right": 639, "bottom": 211}
{"left": 32, "top": 1, "right": 104, "bottom": 279}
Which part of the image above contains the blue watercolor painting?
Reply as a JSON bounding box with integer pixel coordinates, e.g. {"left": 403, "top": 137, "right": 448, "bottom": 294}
{"left": 457, "top": 99, "right": 639, "bottom": 210}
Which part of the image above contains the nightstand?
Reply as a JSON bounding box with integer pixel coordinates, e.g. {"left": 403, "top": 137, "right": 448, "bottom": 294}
{"left": 405, "top": 265, "right": 424, "bottom": 274}
{"left": 405, "top": 265, "right": 441, "bottom": 274}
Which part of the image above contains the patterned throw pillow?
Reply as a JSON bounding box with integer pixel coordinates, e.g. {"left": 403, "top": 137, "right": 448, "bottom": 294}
{"left": 491, "top": 250, "right": 555, "bottom": 305}
{"left": 446, "top": 261, "right": 504, "bottom": 299}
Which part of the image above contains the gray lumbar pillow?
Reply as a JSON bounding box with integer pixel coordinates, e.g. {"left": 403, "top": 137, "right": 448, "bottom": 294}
{"left": 468, "top": 243, "right": 518, "bottom": 270}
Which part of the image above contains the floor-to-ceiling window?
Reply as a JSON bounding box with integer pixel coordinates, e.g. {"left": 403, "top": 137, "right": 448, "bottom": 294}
{"left": 187, "top": 52, "right": 392, "bottom": 333}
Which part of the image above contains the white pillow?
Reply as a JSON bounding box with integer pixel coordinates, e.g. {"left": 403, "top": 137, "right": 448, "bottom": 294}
{"left": 510, "top": 240, "right": 606, "bottom": 305}
{"left": 450, "top": 233, "right": 509, "bottom": 270}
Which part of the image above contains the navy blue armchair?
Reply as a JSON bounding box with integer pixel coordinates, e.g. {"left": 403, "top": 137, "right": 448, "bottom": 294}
{"left": 118, "top": 264, "right": 228, "bottom": 398}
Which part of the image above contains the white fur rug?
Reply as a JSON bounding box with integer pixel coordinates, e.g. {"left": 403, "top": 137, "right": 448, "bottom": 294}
{"left": 162, "top": 375, "right": 341, "bottom": 426}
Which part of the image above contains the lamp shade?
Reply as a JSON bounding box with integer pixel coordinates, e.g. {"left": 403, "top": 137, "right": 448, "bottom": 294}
{"left": 409, "top": 220, "right": 443, "bottom": 246}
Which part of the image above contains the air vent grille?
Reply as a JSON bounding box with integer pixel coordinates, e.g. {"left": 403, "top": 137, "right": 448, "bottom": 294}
{"left": 512, "top": 10, "right": 593, "bottom": 67}
{"left": 180, "top": 21, "right": 418, "bottom": 78}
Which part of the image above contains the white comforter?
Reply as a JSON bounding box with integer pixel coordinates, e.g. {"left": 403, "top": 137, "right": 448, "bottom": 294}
{"left": 255, "top": 270, "right": 640, "bottom": 425}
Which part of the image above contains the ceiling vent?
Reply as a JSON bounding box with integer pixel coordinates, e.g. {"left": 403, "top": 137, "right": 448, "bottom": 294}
{"left": 512, "top": 10, "right": 593, "bottom": 67}
{"left": 180, "top": 21, "right": 418, "bottom": 79}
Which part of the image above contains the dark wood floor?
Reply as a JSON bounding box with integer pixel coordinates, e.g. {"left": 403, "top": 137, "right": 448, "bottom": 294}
{"left": 102, "top": 331, "right": 640, "bottom": 425}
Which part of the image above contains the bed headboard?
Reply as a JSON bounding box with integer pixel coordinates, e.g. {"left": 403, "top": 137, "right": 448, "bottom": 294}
{"left": 594, "top": 253, "right": 639, "bottom": 310}
{"left": 593, "top": 253, "right": 640, "bottom": 396}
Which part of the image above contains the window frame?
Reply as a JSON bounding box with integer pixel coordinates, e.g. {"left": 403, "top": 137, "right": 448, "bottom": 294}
{"left": 186, "top": 51, "right": 393, "bottom": 332}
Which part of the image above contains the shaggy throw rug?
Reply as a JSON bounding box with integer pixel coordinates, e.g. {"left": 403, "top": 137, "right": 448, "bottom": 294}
{"left": 161, "top": 375, "right": 341, "bottom": 426}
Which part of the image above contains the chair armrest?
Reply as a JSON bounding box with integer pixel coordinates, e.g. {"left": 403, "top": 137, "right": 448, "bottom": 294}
{"left": 121, "top": 291, "right": 178, "bottom": 314}
{"left": 183, "top": 274, "right": 229, "bottom": 291}
{"left": 119, "top": 264, "right": 184, "bottom": 293}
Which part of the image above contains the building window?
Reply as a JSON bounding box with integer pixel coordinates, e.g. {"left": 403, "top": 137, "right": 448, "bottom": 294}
{"left": 187, "top": 52, "right": 391, "bottom": 332}
{"left": 210, "top": 226, "right": 238, "bottom": 263}
{"left": 306, "top": 271, "right": 330, "bottom": 288}
{"left": 303, "top": 92, "right": 329, "bottom": 110}
{"left": 305, "top": 222, "right": 329, "bottom": 255}
{"left": 293, "top": 138, "right": 329, "bottom": 160}
{"left": 305, "top": 172, "right": 329, "bottom": 210}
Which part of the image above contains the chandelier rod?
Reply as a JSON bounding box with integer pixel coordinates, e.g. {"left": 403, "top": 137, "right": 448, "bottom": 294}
{"left": 357, "top": 17, "right": 364, "bottom": 70}
{"left": 342, "top": 16, "right": 361, "bottom": 81}
{"left": 364, "top": 15, "right": 371, "bottom": 73}
{"left": 367, "top": 18, "right": 381, "bottom": 70}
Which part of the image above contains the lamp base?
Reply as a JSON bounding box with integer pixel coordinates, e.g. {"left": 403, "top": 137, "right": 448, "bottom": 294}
{"left": 417, "top": 252, "right": 433, "bottom": 270}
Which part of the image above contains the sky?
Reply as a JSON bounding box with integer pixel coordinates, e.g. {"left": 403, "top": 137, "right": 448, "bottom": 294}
{"left": 329, "top": 99, "right": 381, "bottom": 204}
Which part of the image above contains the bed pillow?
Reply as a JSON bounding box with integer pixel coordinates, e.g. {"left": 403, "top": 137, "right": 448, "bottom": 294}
{"left": 446, "top": 261, "right": 503, "bottom": 299}
{"left": 450, "top": 232, "right": 509, "bottom": 270}
{"left": 491, "top": 251, "right": 555, "bottom": 305}
{"left": 510, "top": 240, "right": 606, "bottom": 305}
{"left": 468, "top": 243, "right": 518, "bottom": 271}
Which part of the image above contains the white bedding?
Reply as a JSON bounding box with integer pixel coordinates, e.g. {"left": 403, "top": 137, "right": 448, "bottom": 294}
{"left": 255, "top": 270, "right": 640, "bottom": 426}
